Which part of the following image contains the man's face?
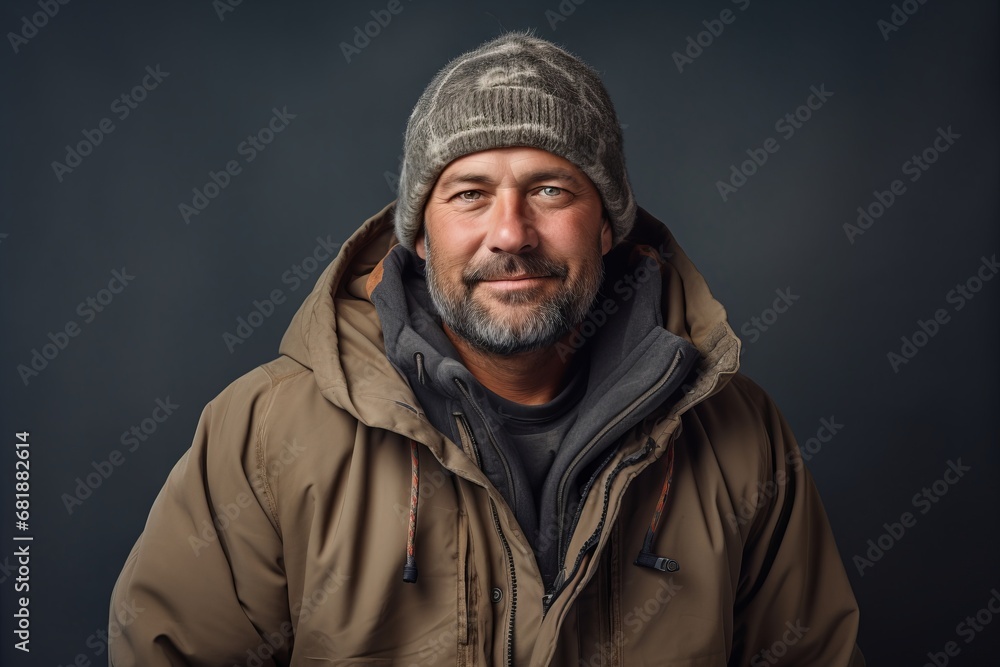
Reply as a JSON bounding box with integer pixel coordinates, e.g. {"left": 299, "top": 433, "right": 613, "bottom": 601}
{"left": 416, "top": 146, "right": 613, "bottom": 356}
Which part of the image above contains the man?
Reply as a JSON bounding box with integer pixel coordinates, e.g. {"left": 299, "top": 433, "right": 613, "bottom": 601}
{"left": 109, "top": 32, "right": 865, "bottom": 666}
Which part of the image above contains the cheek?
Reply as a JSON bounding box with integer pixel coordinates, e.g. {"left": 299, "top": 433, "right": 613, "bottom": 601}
{"left": 425, "top": 211, "right": 480, "bottom": 250}
{"left": 543, "top": 221, "right": 602, "bottom": 260}
{"left": 548, "top": 206, "right": 603, "bottom": 239}
{"left": 426, "top": 231, "right": 481, "bottom": 270}
{"left": 545, "top": 228, "right": 605, "bottom": 280}
{"left": 427, "top": 241, "right": 477, "bottom": 281}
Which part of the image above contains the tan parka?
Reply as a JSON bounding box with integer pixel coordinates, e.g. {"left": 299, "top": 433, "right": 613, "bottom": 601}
{"left": 109, "top": 202, "right": 865, "bottom": 666}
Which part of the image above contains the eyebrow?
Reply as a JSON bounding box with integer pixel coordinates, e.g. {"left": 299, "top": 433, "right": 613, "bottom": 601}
{"left": 436, "top": 168, "right": 584, "bottom": 191}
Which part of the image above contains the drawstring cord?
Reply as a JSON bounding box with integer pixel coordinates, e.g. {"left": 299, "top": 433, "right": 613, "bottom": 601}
{"left": 402, "top": 439, "right": 420, "bottom": 583}
{"left": 403, "top": 353, "right": 425, "bottom": 583}
{"left": 634, "top": 439, "right": 681, "bottom": 572}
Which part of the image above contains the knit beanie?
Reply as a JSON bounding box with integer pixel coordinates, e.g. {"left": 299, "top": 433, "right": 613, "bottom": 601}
{"left": 394, "top": 31, "right": 636, "bottom": 252}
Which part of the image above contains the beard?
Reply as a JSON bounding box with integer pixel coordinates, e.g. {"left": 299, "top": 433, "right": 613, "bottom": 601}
{"left": 423, "top": 233, "right": 605, "bottom": 356}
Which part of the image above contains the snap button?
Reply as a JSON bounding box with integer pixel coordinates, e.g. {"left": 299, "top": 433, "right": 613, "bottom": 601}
{"left": 491, "top": 587, "right": 503, "bottom": 603}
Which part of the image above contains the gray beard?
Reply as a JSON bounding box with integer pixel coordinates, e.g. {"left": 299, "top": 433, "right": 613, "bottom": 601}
{"left": 423, "top": 234, "right": 604, "bottom": 357}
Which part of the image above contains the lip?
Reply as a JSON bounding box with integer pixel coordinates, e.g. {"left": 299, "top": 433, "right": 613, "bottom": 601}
{"left": 479, "top": 275, "right": 552, "bottom": 290}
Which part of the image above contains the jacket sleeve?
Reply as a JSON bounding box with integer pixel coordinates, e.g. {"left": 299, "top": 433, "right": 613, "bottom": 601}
{"left": 108, "top": 368, "right": 291, "bottom": 666}
{"left": 727, "top": 377, "right": 865, "bottom": 667}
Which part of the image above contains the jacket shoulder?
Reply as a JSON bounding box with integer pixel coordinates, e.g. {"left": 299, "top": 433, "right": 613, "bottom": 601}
{"left": 193, "top": 355, "right": 335, "bottom": 530}
{"left": 719, "top": 372, "right": 785, "bottom": 426}
{"left": 686, "top": 371, "right": 782, "bottom": 440}
{"left": 680, "top": 372, "right": 795, "bottom": 504}
{"left": 233, "top": 356, "right": 370, "bottom": 530}
{"left": 200, "top": 355, "right": 309, "bottom": 416}
{"left": 258, "top": 354, "right": 311, "bottom": 386}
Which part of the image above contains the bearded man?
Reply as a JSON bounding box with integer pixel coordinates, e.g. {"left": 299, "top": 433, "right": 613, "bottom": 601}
{"left": 109, "top": 31, "right": 865, "bottom": 666}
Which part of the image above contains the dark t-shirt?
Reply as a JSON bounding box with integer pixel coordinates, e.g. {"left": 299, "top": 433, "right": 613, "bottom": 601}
{"left": 484, "top": 357, "right": 589, "bottom": 511}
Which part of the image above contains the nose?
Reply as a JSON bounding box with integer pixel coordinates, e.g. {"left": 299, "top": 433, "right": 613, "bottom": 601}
{"left": 483, "top": 190, "right": 537, "bottom": 255}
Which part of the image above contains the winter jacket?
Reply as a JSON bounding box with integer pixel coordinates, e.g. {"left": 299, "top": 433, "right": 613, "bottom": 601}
{"left": 109, "top": 202, "right": 865, "bottom": 666}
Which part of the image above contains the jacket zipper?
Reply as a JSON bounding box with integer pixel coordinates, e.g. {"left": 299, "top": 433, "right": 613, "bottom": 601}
{"left": 544, "top": 438, "right": 657, "bottom": 614}
{"left": 546, "top": 349, "right": 685, "bottom": 611}
{"left": 456, "top": 413, "right": 517, "bottom": 667}
{"left": 490, "top": 498, "right": 517, "bottom": 667}
{"left": 454, "top": 378, "right": 517, "bottom": 511}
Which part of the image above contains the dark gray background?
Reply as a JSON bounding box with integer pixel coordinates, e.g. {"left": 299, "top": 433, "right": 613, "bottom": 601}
{"left": 1, "top": 0, "right": 997, "bottom": 665}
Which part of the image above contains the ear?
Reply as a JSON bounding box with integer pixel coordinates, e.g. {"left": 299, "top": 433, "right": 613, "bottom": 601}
{"left": 415, "top": 228, "right": 427, "bottom": 260}
{"left": 599, "top": 215, "right": 613, "bottom": 255}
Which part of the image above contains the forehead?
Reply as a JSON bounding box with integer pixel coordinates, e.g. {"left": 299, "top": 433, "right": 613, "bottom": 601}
{"left": 435, "top": 146, "right": 586, "bottom": 183}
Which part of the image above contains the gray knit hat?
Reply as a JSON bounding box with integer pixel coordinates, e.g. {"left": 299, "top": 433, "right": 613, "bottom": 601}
{"left": 394, "top": 31, "right": 636, "bottom": 252}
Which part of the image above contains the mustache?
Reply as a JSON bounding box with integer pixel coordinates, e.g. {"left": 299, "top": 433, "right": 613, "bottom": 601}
{"left": 462, "top": 253, "right": 568, "bottom": 284}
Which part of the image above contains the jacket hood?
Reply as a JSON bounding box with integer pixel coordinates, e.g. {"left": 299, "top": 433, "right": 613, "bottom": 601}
{"left": 278, "top": 200, "right": 741, "bottom": 423}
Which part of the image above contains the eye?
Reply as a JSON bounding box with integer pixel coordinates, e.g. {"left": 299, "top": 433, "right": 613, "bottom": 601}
{"left": 539, "top": 186, "right": 563, "bottom": 197}
{"left": 456, "top": 190, "right": 481, "bottom": 201}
